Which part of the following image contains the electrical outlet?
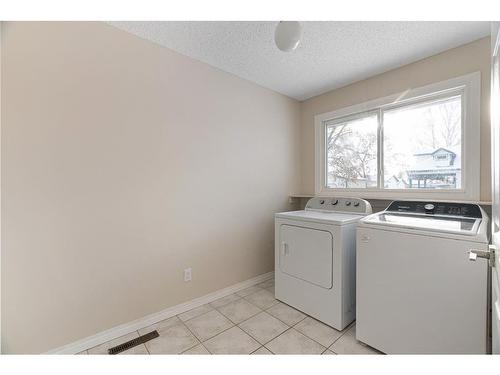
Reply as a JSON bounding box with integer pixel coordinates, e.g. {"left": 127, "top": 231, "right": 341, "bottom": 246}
{"left": 184, "top": 268, "right": 192, "bottom": 282}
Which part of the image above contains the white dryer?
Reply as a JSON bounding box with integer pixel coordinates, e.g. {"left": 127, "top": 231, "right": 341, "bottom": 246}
{"left": 356, "top": 201, "right": 490, "bottom": 354}
{"left": 275, "top": 197, "right": 372, "bottom": 330}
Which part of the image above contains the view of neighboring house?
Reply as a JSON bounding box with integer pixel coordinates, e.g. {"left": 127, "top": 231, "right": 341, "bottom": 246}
{"left": 328, "top": 146, "right": 461, "bottom": 189}
{"left": 406, "top": 147, "right": 461, "bottom": 189}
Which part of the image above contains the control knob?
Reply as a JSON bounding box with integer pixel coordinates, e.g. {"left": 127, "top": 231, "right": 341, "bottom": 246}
{"left": 424, "top": 203, "right": 435, "bottom": 213}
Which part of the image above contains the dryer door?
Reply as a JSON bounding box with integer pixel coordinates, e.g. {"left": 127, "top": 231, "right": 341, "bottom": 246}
{"left": 279, "top": 224, "right": 333, "bottom": 289}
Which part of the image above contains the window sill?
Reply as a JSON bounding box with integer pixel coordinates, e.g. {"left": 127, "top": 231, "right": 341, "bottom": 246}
{"left": 289, "top": 193, "right": 491, "bottom": 206}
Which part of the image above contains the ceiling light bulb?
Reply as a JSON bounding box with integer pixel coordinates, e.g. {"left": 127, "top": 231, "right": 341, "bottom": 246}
{"left": 274, "top": 21, "right": 302, "bottom": 52}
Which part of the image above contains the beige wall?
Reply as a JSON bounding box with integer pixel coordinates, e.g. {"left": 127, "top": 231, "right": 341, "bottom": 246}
{"left": 299, "top": 37, "right": 492, "bottom": 201}
{"left": 0, "top": 22, "right": 301, "bottom": 353}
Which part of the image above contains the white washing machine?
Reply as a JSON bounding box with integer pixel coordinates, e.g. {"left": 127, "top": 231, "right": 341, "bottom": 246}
{"left": 356, "top": 200, "right": 490, "bottom": 354}
{"left": 275, "top": 197, "right": 372, "bottom": 330}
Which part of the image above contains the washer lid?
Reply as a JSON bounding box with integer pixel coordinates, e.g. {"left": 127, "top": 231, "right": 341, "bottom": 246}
{"left": 275, "top": 210, "right": 364, "bottom": 225}
{"left": 361, "top": 212, "right": 482, "bottom": 236}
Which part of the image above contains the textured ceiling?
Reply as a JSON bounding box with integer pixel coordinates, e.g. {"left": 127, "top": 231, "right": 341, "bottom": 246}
{"left": 109, "top": 21, "right": 490, "bottom": 101}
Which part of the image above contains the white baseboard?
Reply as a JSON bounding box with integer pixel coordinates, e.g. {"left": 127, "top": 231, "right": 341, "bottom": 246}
{"left": 45, "top": 271, "right": 274, "bottom": 354}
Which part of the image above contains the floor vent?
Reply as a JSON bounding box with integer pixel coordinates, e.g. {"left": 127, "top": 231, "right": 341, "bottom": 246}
{"left": 108, "top": 330, "right": 159, "bottom": 355}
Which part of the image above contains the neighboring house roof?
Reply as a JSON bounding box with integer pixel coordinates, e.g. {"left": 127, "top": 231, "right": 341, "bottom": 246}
{"left": 408, "top": 146, "right": 461, "bottom": 174}
{"left": 413, "top": 147, "right": 456, "bottom": 156}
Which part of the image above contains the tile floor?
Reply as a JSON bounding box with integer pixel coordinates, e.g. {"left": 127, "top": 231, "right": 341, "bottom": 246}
{"left": 80, "top": 279, "right": 381, "bottom": 355}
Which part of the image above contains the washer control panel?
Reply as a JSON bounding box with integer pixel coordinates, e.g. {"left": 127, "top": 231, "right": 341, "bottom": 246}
{"left": 305, "top": 197, "right": 372, "bottom": 214}
{"left": 386, "top": 201, "right": 482, "bottom": 218}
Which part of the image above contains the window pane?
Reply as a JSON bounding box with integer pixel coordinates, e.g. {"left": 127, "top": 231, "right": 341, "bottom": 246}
{"left": 326, "top": 114, "right": 378, "bottom": 188}
{"left": 383, "top": 95, "right": 462, "bottom": 190}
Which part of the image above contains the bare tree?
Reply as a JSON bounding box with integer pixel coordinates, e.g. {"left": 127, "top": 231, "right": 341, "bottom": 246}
{"left": 327, "top": 124, "right": 377, "bottom": 187}
{"left": 418, "top": 99, "right": 461, "bottom": 150}
{"left": 437, "top": 101, "right": 461, "bottom": 147}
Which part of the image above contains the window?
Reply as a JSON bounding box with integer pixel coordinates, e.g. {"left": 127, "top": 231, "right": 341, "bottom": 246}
{"left": 315, "top": 73, "right": 480, "bottom": 200}
{"left": 383, "top": 95, "right": 462, "bottom": 190}
{"left": 326, "top": 113, "right": 378, "bottom": 188}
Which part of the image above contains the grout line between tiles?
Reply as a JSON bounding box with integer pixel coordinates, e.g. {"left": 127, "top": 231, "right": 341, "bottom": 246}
{"left": 258, "top": 304, "right": 308, "bottom": 340}
{"left": 261, "top": 326, "right": 293, "bottom": 352}
{"left": 198, "top": 322, "right": 237, "bottom": 344}
{"left": 178, "top": 318, "right": 211, "bottom": 351}
{"left": 234, "top": 298, "right": 333, "bottom": 350}
{"left": 178, "top": 305, "right": 215, "bottom": 324}
{"left": 290, "top": 328, "right": 327, "bottom": 352}
{"left": 216, "top": 306, "right": 263, "bottom": 326}
{"left": 195, "top": 336, "right": 214, "bottom": 354}
{"left": 134, "top": 316, "right": 204, "bottom": 355}
{"left": 236, "top": 311, "right": 291, "bottom": 346}
{"left": 204, "top": 345, "right": 214, "bottom": 355}
{"left": 328, "top": 322, "right": 355, "bottom": 348}
{"left": 177, "top": 339, "right": 203, "bottom": 355}
{"left": 178, "top": 341, "right": 202, "bottom": 355}
{"left": 199, "top": 343, "right": 210, "bottom": 355}
{"left": 264, "top": 300, "right": 309, "bottom": 327}
{"left": 249, "top": 345, "right": 270, "bottom": 355}
{"left": 137, "top": 330, "right": 151, "bottom": 355}
{"left": 200, "top": 324, "right": 260, "bottom": 354}
{"left": 293, "top": 317, "right": 346, "bottom": 348}
{"left": 199, "top": 324, "right": 260, "bottom": 355}
{"left": 180, "top": 295, "right": 263, "bottom": 346}
{"left": 289, "top": 315, "right": 308, "bottom": 327}
{"left": 183, "top": 342, "right": 209, "bottom": 355}
{"left": 265, "top": 325, "right": 332, "bottom": 354}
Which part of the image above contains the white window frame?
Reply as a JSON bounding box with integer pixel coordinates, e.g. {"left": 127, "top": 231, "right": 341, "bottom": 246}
{"left": 314, "top": 72, "right": 481, "bottom": 201}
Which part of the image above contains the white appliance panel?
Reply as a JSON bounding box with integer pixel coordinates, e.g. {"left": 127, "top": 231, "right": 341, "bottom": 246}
{"left": 275, "top": 197, "right": 371, "bottom": 330}
{"left": 356, "top": 227, "right": 488, "bottom": 354}
{"left": 279, "top": 224, "right": 333, "bottom": 289}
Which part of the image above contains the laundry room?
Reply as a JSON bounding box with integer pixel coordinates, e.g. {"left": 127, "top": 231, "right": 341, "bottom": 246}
{"left": 1, "top": 1, "right": 500, "bottom": 374}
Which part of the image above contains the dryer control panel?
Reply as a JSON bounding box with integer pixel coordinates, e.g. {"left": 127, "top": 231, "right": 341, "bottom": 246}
{"left": 305, "top": 197, "right": 372, "bottom": 214}
{"left": 386, "top": 201, "right": 483, "bottom": 218}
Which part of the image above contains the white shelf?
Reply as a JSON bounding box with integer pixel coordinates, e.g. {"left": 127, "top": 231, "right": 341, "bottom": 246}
{"left": 289, "top": 193, "right": 492, "bottom": 205}
{"left": 289, "top": 193, "right": 315, "bottom": 198}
